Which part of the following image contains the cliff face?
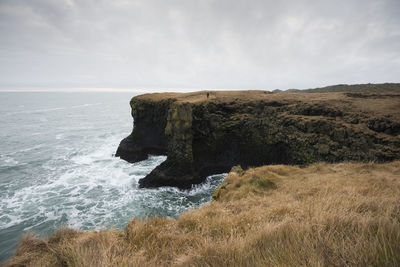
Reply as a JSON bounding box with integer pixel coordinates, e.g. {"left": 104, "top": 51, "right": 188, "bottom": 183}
{"left": 116, "top": 98, "right": 173, "bottom": 162}
{"left": 116, "top": 90, "right": 400, "bottom": 189}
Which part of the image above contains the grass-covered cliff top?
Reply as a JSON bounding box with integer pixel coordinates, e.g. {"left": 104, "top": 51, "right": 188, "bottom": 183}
{"left": 136, "top": 90, "right": 272, "bottom": 103}
{"left": 136, "top": 82, "right": 400, "bottom": 103}
{"left": 135, "top": 88, "right": 400, "bottom": 126}
{"left": 6, "top": 161, "right": 400, "bottom": 266}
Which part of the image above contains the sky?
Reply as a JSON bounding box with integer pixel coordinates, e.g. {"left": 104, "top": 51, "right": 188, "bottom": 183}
{"left": 0, "top": 0, "right": 399, "bottom": 91}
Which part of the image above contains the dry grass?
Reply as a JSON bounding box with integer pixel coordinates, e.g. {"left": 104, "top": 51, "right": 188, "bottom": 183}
{"left": 5, "top": 161, "right": 400, "bottom": 266}
{"left": 136, "top": 90, "right": 400, "bottom": 124}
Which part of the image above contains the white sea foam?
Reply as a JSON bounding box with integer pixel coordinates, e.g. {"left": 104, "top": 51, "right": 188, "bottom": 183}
{"left": 0, "top": 155, "right": 19, "bottom": 166}
{"left": 0, "top": 151, "right": 224, "bottom": 232}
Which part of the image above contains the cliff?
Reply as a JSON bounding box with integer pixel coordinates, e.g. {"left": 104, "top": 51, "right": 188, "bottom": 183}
{"left": 116, "top": 90, "right": 400, "bottom": 188}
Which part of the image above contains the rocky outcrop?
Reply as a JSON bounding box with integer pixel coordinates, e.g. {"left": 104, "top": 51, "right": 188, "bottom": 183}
{"left": 116, "top": 90, "right": 400, "bottom": 189}
{"left": 116, "top": 98, "right": 173, "bottom": 162}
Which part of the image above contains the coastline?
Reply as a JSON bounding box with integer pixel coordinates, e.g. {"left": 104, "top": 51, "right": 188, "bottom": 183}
{"left": 5, "top": 161, "right": 400, "bottom": 266}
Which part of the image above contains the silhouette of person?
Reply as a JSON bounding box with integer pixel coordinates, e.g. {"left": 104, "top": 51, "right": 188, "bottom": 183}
{"left": 207, "top": 92, "right": 210, "bottom": 99}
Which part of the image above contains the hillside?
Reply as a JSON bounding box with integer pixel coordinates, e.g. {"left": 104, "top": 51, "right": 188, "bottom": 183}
{"left": 6, "top": 161, "right": 400, "bottom": 266}
{"left": 274, "top": 82, "right": 400, "bottom": 93}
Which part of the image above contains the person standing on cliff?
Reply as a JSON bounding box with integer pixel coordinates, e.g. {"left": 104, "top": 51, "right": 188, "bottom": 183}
{"left": 207, "top": 92, "right": 210, "bottom": 99}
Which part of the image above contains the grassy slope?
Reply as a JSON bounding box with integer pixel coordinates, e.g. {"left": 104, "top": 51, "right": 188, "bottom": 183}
{"left": 5, "top": 161, "right": 400, "bottom": 266}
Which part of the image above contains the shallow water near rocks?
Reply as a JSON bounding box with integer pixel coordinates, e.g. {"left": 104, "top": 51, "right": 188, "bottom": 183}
{"left": 0, "top": 92, "right": 225, "bottom": 263}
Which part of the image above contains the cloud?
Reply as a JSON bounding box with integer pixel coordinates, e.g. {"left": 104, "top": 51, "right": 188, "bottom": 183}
{"left": 0, "top": 0, "right": 399, "bottom": 90}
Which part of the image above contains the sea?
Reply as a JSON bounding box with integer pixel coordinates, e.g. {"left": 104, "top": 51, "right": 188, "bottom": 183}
{"left": 0, "top": 92, "right": 225, "bottom": 263}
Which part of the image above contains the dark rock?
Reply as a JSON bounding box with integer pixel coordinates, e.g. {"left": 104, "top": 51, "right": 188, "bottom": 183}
{"left": 367, "top": 118, "right": 400, "bottom": 136}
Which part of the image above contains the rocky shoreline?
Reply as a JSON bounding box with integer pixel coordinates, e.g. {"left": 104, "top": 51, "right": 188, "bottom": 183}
{"left": 116, "top": 88, "right": 400, "bottom": 189}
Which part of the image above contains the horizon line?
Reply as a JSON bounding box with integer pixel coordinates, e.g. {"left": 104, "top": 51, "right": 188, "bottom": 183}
{"left": 0, "top": 87, "right": 273, "bottom": 93}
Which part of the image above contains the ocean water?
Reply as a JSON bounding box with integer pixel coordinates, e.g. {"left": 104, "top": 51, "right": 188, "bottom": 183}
{"left": 0, "top": 92, "right": 225, "bottom": 263}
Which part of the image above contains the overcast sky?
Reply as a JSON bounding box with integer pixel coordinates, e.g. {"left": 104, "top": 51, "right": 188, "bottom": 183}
{"left": 0, "top": 0, "right": 399, "bottom": 91}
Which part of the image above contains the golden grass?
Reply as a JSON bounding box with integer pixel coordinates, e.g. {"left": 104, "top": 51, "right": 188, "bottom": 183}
{"left": 136, "top": 90, "right": 400, "bottom": 122}
{"left": 136, "top": 90, "right": 272, "bottom": 103}
{"left": 5, "top": 161, "right": 400, "bottom": 266}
